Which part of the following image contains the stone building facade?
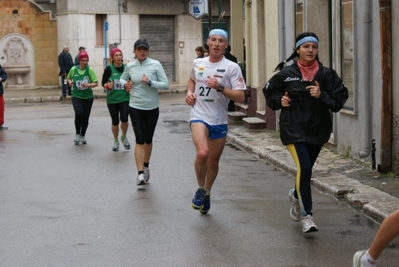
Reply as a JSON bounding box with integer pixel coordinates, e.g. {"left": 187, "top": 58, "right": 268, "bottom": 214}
{"left": 0, "top": 0, "right": 57, "bottom": 88}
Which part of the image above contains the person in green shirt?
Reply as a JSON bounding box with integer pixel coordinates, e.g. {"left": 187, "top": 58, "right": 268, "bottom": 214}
{"left": 66, "top": 51, "right": 98, "bottom": 145}
{"left": 101, "top": 48, "right": 131, "bottom": 151}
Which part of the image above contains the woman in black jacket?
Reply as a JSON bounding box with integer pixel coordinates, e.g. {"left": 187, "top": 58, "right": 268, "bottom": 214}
{"left": 263, "top": 32, "right": 348, "bottom": 233}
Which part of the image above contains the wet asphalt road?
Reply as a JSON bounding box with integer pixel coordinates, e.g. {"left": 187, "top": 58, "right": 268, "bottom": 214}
{"left": 1, "top": 94, "right": 398, "bottom": 267}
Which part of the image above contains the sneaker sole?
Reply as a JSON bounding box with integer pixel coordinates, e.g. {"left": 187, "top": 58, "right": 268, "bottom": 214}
{"left": 137, "top": 180, "right": 146, "bottom": 186}
{"left": 199, "top": 207, "right": 209, "bottom": 214}
{"left": 113, "top": 148, "right": 119, "bottom": 151}
{"left": 303, "top": 226, "right": 318, "bottom": 233}
{"left": 191, "top": 203, "right": 203, "bottom": 210}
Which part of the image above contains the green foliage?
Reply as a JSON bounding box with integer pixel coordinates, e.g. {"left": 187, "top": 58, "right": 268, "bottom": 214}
{"left": 343, "top": 146, "right": 351, "bottom": 158}
{"left": 381, "top": 171, "right": 397, "bottom": 178}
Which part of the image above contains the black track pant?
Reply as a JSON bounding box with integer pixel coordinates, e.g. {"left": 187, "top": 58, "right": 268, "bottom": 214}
{"left": 286, "top": 142, "right": 323, "bottom": 216}
{"left": 72, "top": 97, "right": 93, "bottom": 136}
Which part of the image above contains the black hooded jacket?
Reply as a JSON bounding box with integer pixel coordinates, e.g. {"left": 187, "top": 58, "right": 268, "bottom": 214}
{"left": 263, "top": 61, "right": 348, "bottom": 145}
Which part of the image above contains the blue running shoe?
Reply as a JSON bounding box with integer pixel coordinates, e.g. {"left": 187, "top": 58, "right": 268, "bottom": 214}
{"left": 200, "top": 195, "right": 210, "bottom": 214}
{"left": 191, "top": 189, "right": 206, "bottom": 210}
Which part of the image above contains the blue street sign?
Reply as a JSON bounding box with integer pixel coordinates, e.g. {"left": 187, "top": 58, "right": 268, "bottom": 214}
{"left": 188, "top": 0, "right": 209, "bottom": 20}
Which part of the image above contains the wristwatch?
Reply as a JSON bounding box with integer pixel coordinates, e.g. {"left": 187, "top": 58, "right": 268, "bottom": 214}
{"left": 217, "top": 84, "right": 225, "bottom": 92}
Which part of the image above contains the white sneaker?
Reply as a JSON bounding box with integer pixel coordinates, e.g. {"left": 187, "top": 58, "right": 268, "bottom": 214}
{"left": 112, "top": 141, "right": 119, "bottom": 151}
{"left": 289, "top": 189, "right": 301, "bottom": 222}
{"left": 144, "top": 167, "right": 150, "bottom": 182}
{"left": 0, "top": 124, "right": 8, "bottom": 130}
{"left": 74, "top": 134, "right": 81, "bottom": 145}
{"left": 121, "top": 136, "right": 130, "bottom": 150}
{"left": 301, "top": 215, "right": 318, "bottom": 233}
{"left": 80, "top": 136, "right": 87, "bottom": 145}
{"left": 137, "top": 173, "right": 146, "bottom": 185}
{"left": 353, "top": 250, "right": 368, "bottom": 267}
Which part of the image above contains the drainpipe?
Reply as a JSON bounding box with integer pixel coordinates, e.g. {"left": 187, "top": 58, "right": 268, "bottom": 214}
{"left": 377, "top": 0, "right": 392, "bottom": 173}
{"left": 208, "top": 0, "right": 212, "bottom": 31}
{"left": 278, "top": 0, "right": 285, "bottom": 62}
{"left": 276, "top": 0, "right": 285, "bottom": 131}
{"left": 115, "top": 0, "right": 122, "bottom": 45}
{"left": 371, "top": 138, "right": 376, "bottom": 170}
{"left": 359, "top": 0, "right": 371, "bottom": 158}
{"left": 104, "top": 22, "right": 109, "bottom": 68}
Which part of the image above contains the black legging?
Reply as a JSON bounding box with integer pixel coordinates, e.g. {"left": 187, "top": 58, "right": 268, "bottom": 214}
{"left": 107, "top": 101, "right": 129, "bottom": 125}
{"left": 129, "top": 107, "right": 159, "bottom": 144}
{"left": 286, "top": 142, "right": 323, "bottom": 216}
{"left": 71, "top": 97, "right": 93, "bottom": 136}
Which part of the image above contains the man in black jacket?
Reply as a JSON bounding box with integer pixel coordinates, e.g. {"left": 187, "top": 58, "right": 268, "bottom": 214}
{"left": 224, "top": 45, "right": 237, "bottom": 63}
{"left": 58, "top": 45, "right": 74, "bottom": 97}
{"left": 74, "top": 46, "right": 86, "bottom": 65}
{"left": 224, "top": 45, "right": 238, "bottom": 111}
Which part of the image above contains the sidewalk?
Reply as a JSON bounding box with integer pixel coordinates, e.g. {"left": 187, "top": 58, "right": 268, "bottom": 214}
{"left": 5, "top": 86, "right": 399, "bottom": 224}
{"left": 227, "top": 125, "right": 399, "bottom": 223}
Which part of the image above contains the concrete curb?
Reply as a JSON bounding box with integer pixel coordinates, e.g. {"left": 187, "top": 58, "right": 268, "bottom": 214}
{"left": 226, "top": 132, "right": 399, "bottom": 223}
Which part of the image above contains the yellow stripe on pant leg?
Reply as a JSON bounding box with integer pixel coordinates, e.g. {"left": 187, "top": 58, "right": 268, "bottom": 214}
{"left": 286, "top": 144, "right": 304, "bottom": 214}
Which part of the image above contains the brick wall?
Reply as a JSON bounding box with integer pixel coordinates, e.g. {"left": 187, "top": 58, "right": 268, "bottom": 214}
{"left": 0, "top": 0, "right": 58, "bottom": 87}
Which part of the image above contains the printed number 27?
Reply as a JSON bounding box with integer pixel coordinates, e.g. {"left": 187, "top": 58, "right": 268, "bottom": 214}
{"left": 199, "top": 86, "right": 211, "bottom": 96}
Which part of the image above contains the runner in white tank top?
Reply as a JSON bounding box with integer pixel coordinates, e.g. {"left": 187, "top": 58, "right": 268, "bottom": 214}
{"left": 185, "top": 29, "right": 247, "bottom": 214}
{"left": 189, "top": 56, "right": 246, "bottom": 125}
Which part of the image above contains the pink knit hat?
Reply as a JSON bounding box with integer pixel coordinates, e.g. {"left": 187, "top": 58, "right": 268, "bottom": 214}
{"left": 110, "top": 48, "right": 122, "bottom": 58}
{"left": 78, "top": 51, "right": 89, "bottom": 61}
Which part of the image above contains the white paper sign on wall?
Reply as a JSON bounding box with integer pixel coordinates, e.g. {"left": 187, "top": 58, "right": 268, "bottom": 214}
{"left": 188, "top": 0, "right": 209, "bottom": 20}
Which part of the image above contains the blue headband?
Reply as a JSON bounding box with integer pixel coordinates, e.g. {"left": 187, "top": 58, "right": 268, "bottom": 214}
{"left": 208, "top": 29, "right": 228, "bottom": 41}
{"left": 295, "top": 36, "right": 318, "bottom": 48}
